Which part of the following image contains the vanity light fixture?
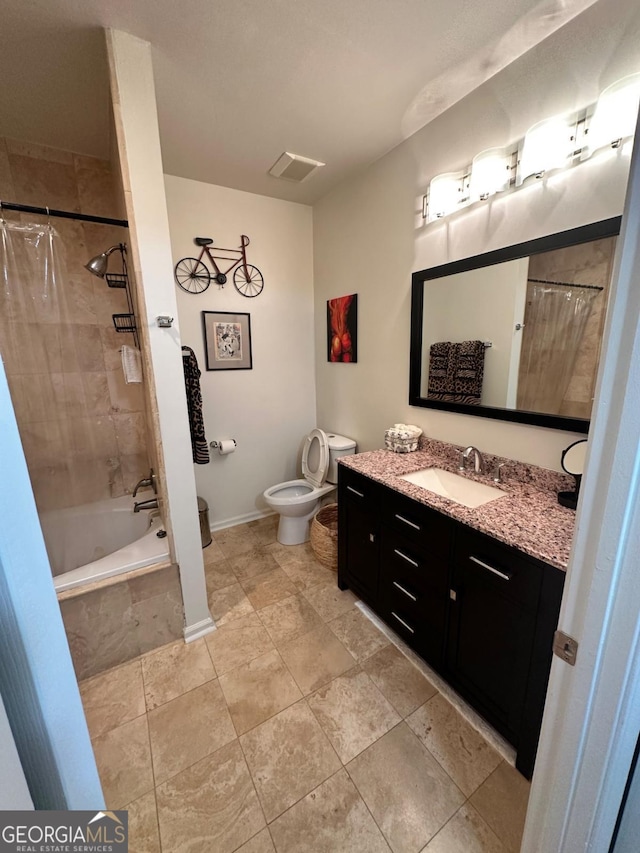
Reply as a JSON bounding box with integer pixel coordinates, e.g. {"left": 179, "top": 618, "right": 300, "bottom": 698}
{"left": 421, "top": 72, "right": 639, "bottom": 222}
{"left": 469, "top": 148, "right": 511, "bottom": 201}
{"left": 585, "top": 73, "right": 640, "bottom": 157}
{"left": 517, "top": 116, "right": 573, "bottom": 185}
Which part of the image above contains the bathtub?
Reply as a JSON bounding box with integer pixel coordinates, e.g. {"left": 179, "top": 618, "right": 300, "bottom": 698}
{"left": 41, "top": 495, "right": 171, "bottom": 593}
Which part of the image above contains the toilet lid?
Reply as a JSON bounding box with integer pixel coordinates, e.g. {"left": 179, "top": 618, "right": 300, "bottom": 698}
{"left": 301, "top": 429, "right": 329, "bottom": 488}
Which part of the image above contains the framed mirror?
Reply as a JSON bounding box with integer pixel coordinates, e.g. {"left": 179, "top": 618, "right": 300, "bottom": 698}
{"left": 409, "top": 217, "right": 621, "bottom": 432}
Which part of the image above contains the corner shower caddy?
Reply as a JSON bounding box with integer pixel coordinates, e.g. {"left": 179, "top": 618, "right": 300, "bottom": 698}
{"left": 107, "top": 244, "right": 139, "bottom": 348}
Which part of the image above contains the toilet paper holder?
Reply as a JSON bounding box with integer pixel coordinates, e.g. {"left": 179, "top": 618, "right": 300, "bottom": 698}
{"left": 210, "top": 439, "right": 237, "bottom": 449}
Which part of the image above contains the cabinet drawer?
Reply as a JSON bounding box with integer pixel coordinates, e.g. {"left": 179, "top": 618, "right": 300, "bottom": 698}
{"left": 453, "top": 526, "right": 541, "bottom": 607}
{"left": 382, "top": 489, "right": 452, "bottom": 558}
{"left": 340, "top": 467, "right": 380, "bottom": 505}
{"left": 380, "top": 530, "right": 448, "bottom": 598}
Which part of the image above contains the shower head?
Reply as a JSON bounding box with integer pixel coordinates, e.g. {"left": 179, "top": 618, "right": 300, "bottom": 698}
{"left": 85, "top": 244, "right": 125, "bottom": 278}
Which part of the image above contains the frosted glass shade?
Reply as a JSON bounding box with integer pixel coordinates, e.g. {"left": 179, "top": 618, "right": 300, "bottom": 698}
{"left": 427, "top": 173, "right": 464, "bottom": 222}
{"left": 586, "top": 73, "right": 640, "bottom": 156}
{"left": 517, "top": 116, "right": 572, "bottom": 184}
{"left": 469, "top": 148, "right": 510, "bottom": 201}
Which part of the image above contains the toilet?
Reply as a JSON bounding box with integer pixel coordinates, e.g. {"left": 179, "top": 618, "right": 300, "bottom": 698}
{"left": 263, "top": 429, "right": 356, "bottom": 545}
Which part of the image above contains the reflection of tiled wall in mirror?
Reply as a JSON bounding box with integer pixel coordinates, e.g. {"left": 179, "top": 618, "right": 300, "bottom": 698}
{"left": 0, "top": 136, "right": 150, "bottom": 510}
{"left": 518, "top": 236, "right": 616, "bottom": 420}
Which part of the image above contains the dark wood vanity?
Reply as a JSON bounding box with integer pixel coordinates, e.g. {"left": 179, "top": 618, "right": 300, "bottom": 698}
{"left": 338, "top": 464, "right": 565, "bottom": 780}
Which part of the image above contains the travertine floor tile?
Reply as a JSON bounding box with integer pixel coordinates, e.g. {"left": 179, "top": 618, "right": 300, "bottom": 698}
{"left": 124, "top": 790, "right": 161, "bottom": 853}
{"left": 258, "top": 593, "right": 323, "bottom": 647}
{"left": 156, "top": 741, "right": 265, "bottom": 853}
{"left": 148, "top": 680, "right": 235, "bottom": 784}
{"left": 265, "top": 540, "right": 316, "bottom": 567}
{"left": 235, "top": 828, "right": 276, "bottom": 853}
{"left": 205, "top": 611, "right": 275, "bottom": 675}
{"left": 279, "top": 624, "right": 356, "bottom": 694}
{"left": 240, "top": 700, "right": 341, "bottom": 821}
{"left": 92, "top": 715, "right": 154, "bottom": 809}
{"left": 347, "top": 722, "right": 465, "bottom": 853}
{"left": 80, "top": 659, "right": 145, "bottom": 738}
{"left": 218, "top": 648, "right": 302, "bottom": 735}
{"left": 141, "top": 638, "right": 216, "bottom": 710}
{"left": 269, "top": 768, "right": 391, "bottom": 853}
{"left": 469, "top": 761, "right": 530, "bottom": 853}
{"left": 204, "top": 558, "right": 237, "bottom": 595}
{"left": 241, "top": 567, "right": 297, "bottom": 610}
{"left": 329, "top": 608, "right": 390, "bottom": 662}
{"left": 302, "top": 581, "right": 357, "bottom": 622}
{"left": 407, "top": 694, "right": 502, "bottom": 796}
{"left": 213, "top": 525, "right": 261, "bottom": 558}
{"left": 307, "top": 668, "right": 400, "bottom": 763}
{"left": 229, "top": 548, "right": 281, "bottom": 583}
{"left": 202, "top": 539, "right": 226, "bottom": 565}
{"left": 279, "top": 557, "right": 336, "bottom": 591}
{"left": 422, "top": 803, "right": 507, "bottom": 853}
{"left": 209, "top": 582, "right": 255, "bottom": 626}
{"left": 363, "top": 644, "right": 438, "bottom": 717}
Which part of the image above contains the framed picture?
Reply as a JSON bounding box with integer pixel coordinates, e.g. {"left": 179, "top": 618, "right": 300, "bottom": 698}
{"left": 327, "top": 293, "right": 358, "bottom": 362}
{"left": 202, "top": 311, "right": 253, "bottom": 370}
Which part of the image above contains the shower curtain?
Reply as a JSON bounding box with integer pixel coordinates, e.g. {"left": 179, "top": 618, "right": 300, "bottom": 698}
{"left": 516, "top": 281, "right": 598, "bottom": 415}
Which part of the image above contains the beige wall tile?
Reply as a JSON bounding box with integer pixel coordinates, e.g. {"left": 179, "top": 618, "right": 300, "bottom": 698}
{"left": 8, "top": 153, "right": 80, "bottom": 211}
{"left": 106, "top": 368, "right": 145, "bottom": 414}
{"left": 148, "top": 680, "right": 235, "bottom": 784}
{"left": 132, "top": 589, "right": 184, "bottom": 655}
{"left": 129, "top": 564, "right": 180, "bottom": 604}
{"left": 0, "top": 137, "right": 15, "bottom": 197}
{"left": 113, "top": 411, "right": 147, "bottom": 456}
{"left": 74, "top": 154, "right": 120, "bottom": 219}
{"left": 5, "top": 137, "right": 74, "bottom": 164}
{"left": 240, "top": 700, "right": 341, "bottom": 821}
{"left": 347, "top": 723, "right": 465, "bottom": 853}
{"left": 156, "top": 741, "right": 265, "bottom": 853}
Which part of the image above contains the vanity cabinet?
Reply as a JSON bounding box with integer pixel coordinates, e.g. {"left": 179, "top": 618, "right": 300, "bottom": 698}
{"left": 337, "top": 465, "right": 564, "bottom": 779}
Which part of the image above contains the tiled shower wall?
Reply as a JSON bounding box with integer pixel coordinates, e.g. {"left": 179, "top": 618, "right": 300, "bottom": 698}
{"left": 0, "top": 137, "right": 149, "bottom": 510}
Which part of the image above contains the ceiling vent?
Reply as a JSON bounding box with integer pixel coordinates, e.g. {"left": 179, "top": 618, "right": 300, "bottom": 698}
{"left": 268, "top": 152, "right": 325, "bottom": 182}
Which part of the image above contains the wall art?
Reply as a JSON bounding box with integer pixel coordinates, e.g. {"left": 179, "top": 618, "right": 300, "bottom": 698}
{"left": 202, "top": 310, "right": 253, "bottom": 370}
{"left": 327, "top": 294, "right": 358, "bottom": 363}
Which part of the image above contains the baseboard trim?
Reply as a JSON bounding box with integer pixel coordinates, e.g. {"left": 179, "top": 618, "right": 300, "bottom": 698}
{"left": 209, "top": 510, "right": 275, "bottom": 533}
{"left": 183, "top": 616, "right": 216, "bottom": 643}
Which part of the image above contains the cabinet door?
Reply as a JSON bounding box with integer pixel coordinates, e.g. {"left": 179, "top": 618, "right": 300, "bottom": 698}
{"left": 447, "top": 536, "right": 541, "bottom": 745}
{"left": 338, "top": 468, "right": 380, "bottom": 606}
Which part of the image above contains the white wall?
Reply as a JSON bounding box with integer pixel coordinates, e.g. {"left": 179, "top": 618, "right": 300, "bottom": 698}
{"left": 313, "top": 0, "right": 640, "bottom": 470}
{"left": 421, "top": 259, "right": 528, "bottom": 407}
{"left": 165, "top": 176, "right": 316, "bottom": 527}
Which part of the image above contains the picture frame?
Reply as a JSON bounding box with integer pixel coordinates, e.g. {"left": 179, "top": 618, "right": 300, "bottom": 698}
{"left": 327, "top": 293, "right": 358, "bottom": 362}
{"left": 202, "top": 311, "right": 253, "bottom": 371}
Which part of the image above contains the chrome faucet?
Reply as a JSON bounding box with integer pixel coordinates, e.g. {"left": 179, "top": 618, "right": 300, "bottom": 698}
{"left": 133, "top": 497, "right": 159, "bottom": 513}
{"left": 133, "top": 468, "right": 157, "bottom": 497}
{"left": 461, "top": 446, "right": 484, "bottom": 474}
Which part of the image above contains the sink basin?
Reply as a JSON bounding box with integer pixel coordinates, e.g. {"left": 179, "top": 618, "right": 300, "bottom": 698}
{"left": 399, "top": 468, "right": 507, "bottom": 509}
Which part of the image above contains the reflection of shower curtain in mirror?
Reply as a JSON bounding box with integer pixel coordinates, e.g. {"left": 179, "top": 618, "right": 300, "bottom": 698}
{"left": 516, "top": 282, "right": 598, "bottom": 415}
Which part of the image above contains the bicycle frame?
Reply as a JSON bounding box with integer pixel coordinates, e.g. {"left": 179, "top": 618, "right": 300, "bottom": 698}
{"left": 197, "top": 235, "right": 251, "bottom": 278}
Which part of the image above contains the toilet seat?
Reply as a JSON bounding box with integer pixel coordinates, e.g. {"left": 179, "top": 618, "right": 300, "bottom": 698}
{"left": 301, "top": 428, "right": 329, "bottom": 488}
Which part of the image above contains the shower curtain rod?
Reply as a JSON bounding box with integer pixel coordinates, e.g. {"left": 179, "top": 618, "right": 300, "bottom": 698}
{"left": 528, "top": 277, "right": 604, "bottom": 292}
{"left": 0, "top": 201, "right": 128, "bottom": 228}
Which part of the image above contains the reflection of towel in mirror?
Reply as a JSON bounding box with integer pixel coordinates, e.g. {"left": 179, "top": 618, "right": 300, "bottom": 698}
{"left": 428, "top": 340, "right": 485, "bottom": 404}
{"left": 181, "top": 346, "right": 210, "bottom": 464}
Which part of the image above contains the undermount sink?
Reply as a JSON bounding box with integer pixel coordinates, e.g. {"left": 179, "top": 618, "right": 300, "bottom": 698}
{"left": 399, "top": 468, "right": 507, "bottom": 509}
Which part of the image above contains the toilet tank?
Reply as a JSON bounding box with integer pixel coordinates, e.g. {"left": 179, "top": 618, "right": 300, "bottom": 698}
{"left": 326, "top": 433, "right": 356, "bottom": 484}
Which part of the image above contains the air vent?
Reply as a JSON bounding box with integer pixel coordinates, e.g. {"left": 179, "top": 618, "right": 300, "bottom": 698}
{"left": 268, "top": 152, "right": 325, "bottom": 183}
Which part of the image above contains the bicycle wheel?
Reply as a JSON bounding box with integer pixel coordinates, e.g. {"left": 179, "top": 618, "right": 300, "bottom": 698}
{"left": 234, "top": 264, "right": 264, "bottom": 297}
{"left": 175, "top": 257, "right": 211, "bottom": 293}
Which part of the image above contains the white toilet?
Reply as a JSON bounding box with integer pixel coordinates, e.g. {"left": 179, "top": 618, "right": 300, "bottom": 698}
{"left": 263, "top": 429, "right": 356, "bottom": 545}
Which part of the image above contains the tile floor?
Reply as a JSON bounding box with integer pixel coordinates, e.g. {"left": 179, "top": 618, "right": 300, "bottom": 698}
{"left": 81, "top": 515, "right": 530, "bottom": 853}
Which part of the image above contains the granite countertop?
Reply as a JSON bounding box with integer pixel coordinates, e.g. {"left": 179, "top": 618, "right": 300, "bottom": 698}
{"left": 339, "top": 438, "right": 576, "bottom": 571}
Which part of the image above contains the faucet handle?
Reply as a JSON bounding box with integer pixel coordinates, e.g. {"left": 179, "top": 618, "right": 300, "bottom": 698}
{"left": 493, "top": 462, "right": 505, "bottom": 483}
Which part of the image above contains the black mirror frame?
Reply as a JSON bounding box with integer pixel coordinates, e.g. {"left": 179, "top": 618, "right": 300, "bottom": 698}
{"left": 409, "top": 217, "right": 622, "bottom": 433}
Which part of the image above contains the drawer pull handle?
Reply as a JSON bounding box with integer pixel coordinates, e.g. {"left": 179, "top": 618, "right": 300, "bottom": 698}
{"left": 393, "top": 581, "right": 417, "bottom": 602}
{"left": 393, "top": 548, "right": 419, "bottom": 568}
{"left": 469, "top": 555, "right": 512, "bottom": 581}
{"left": 391, "top": 611, "right": 415, "bottom": 634}
{"left": 347, "top": 486, "right": 364, "bottom": 498}
{"left": 395, "top": 513, "right": 421, "bottom": 531}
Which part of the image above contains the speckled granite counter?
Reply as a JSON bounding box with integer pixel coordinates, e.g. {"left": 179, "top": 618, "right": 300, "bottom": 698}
{"left": 339, "top": 437, "right": 576, "bottom": 571}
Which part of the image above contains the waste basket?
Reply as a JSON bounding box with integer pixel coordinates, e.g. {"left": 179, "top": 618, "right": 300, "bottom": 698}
{"left": 198, "top": 497, "right": 212, "bottom": 548}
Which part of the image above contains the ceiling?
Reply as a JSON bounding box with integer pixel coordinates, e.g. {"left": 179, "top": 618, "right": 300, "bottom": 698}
{"left": 0, "top": 0, "right": 600, "bottom": 205}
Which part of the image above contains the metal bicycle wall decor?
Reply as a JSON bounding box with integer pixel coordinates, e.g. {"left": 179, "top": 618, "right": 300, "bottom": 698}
{"left": 175, "top": 234, "right": 264, "bottom": 297}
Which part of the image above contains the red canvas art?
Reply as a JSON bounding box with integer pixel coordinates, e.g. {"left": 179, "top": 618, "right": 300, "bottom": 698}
{"left": 327, "top": 294, "right": 358, "bottom": 363}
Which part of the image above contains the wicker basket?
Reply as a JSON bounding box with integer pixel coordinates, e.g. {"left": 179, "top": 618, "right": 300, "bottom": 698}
{"left": 310, "top": 503, "right": 339, "bottom": 571}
